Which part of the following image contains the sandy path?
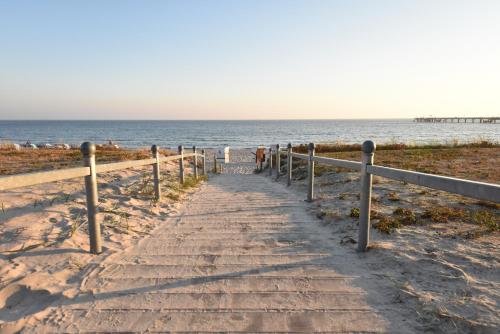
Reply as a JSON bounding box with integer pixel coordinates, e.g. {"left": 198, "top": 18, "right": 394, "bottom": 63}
{"left": 29, "top": 173, "right": 405, "bottom": 332}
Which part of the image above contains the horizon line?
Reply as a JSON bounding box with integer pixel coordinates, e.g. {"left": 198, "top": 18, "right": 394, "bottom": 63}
{"left": 0, "top": 117, "right": 420, "bottom": 121}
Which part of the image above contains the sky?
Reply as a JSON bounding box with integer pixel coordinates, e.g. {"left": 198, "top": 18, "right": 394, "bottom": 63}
{"left": 0, "top": 0, "right": 499, "bottom": 120}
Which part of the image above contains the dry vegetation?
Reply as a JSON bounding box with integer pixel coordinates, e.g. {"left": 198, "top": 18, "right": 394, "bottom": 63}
{"left": 286, "top": 140, "right": 499, "bottom": 238}
{"left": 293, "top": 141, "right": 499, "bottom": 183}
{"left": 283, "top": 141, "right": 499, "bottom": 332}
{"left": 0, "top": 147, "right": 176, "bottom": 175}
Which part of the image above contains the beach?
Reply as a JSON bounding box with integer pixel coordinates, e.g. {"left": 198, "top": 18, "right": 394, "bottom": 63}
{"left": 0, "top": 143, "right": 498, "bottom": 333}
{"left": 0, "top": 157, "right": 201, "bottom": 332}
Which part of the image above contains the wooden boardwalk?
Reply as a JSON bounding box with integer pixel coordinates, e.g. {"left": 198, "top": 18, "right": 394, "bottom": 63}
{"left": 32, "top": 174, "right": 389, "bottom": 332}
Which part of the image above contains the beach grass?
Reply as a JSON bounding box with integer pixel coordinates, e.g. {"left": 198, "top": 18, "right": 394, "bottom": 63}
{"left": 290, "top": 140, "right": 499, "bottom": 183}
{"left": 293, "top": 139, "right": 498, "bottom": 154}
{"left": 0, "top": 146, "right": 175, "bottom": 175}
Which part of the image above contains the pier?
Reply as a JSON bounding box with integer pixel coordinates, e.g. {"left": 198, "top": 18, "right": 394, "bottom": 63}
{"left": 414, "top": 117, "right": 499, "bottom": 123}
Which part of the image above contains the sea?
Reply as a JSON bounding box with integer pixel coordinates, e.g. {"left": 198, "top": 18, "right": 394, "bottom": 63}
{"left": 0, "top": 119, "right": 498, "bottom": 149}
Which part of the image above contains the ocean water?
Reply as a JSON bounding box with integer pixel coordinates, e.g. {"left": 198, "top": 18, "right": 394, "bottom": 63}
{"left": 0, "top": 119, "right": 498, "bottom": 149}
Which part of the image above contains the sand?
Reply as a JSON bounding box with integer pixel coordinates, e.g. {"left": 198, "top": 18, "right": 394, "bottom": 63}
{"left": 278, "top": 156, "right": 499, "bottom": 333}
{"left": 25, "top": 174, "right": 394, "bottom": 332}
{"left": 0, "top": 148, "right": 498, "bottom": 333}
{"left": 0, "top": 160, "right": 194, "bottom": 333}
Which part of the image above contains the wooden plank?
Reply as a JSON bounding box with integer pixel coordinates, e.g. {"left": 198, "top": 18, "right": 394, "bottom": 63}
{"left": 95, "top": 158, "right": 156, "bottom": 173}
{"left": 290, "top": 152, "right": 308, "bottom": 160}
{"left": 367, "top": 165, "right": 500, "bottom": 203}
{"left": 161, "top": 154, "right": 183, "bottom": 162}
{"left": 0, "top": 167, "right": 90, "bottom": 191}
{"left": 314, "top": 156, "right": 362, "bottom": 171}
{"left": 307, "top": 143, "right": 315, "bottom": 201}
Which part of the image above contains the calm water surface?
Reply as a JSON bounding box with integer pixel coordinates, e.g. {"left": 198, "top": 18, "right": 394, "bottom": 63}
{"left": 0, "top": 120, "right": 497, "bottom": 148}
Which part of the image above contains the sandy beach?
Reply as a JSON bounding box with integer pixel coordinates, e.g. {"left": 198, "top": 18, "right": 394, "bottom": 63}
{"left": 279, "top": 157, "right": 499, "bottom": 332}
{"left": 0, "top": 157, "right": 199, "bottom": 333}
{"left": 0, "top": 145, "right": 498, "bottom": 333}
{"left": 3, "top": 1, "right": 500, "bottom": 331}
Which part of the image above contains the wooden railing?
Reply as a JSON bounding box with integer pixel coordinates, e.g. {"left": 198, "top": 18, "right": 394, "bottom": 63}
{"left": 0, "top": 142, "right": 207, "bottom": 254}
{"left": 267, "top": 141, "right": 500, "bottom": 252}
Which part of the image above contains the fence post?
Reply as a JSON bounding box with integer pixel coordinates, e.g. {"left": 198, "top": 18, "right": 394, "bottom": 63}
{"left": 201, "top": 149, "right": 206, "bottom": 175}
{"left": 193, "top": 146, "right": 198, "bottom": 179}
{"left": 213, "top": 154, "right": 217, "bottom": 173}
{"left": 358, "top": 140, "right": 376, "bottom": 252}
{"left": 81, "top": 142, "right": 102, "bottom": 254}
{"left": 268, "top": 146, "right": 273, "bottom": 176}
{"left": 287, "top": 143, "right": 292, "bottom": 186}
{"left": 151, "top": 145, "right": 161, "bottom": 201}
{"left": 275, "top": 144, "right": 280, "bottom": 180}
{"left": 178, "top": 145, "right": 184, "bottom": 185}
{"left": 307, "top": 142, "right": 315, "bottom": 202}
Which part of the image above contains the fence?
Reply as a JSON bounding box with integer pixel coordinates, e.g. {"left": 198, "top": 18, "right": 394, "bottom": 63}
{"left": 0, "top": 142, "right": 207, "bottom": 254}
{"left": 267, "top": 141, "right": 500, "bottom": 252}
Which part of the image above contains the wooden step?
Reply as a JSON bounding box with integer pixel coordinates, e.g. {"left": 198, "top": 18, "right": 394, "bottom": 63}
{"left": 83, "top": 276, "right": 358, "bottom": 293}
{"left": 99, "top": 264, "right": 346, "bottom": 279}
{"left": 33, "top": 310, "right": 387, "bottom": 332}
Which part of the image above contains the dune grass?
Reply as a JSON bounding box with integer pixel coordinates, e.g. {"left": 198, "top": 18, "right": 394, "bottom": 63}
{"left": 293, "top": 140, "right": 498, "bottom": 154}
{"left": 0, "top": 146, "right": 175, "bottom": 175}
{"left": 368, "top": 205, "right": 499, "bottom": 235}
{"left": 288, "top": 140, "right": 499, "bottom": 183}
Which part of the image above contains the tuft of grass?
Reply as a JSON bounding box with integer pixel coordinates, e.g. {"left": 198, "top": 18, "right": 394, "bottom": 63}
{"left": 183, "top": 174, "right": 208, "bottom": 189}
{"left": 371, "top": 208, "right": 418, "bottom": 234}
{"left": 350, "top": 207, "right": 360, "bottom": 218}
{"left": 373, "top": 216, "right": 400, "bottom": 234}
{"left": 387, "top": 192, "right": 400, "bottom": 202}
{"left": 393, "top": 207, "right": 417, "bottom": 225}
{"left": 421, "top": 206, "right": 467, "bottom": 223}
{"left": 470, "top": 210, "right": 499, "bottom": 231}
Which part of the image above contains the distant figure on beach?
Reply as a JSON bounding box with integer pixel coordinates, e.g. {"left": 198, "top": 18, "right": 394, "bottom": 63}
{"left": 107, "top": 140, "right": 120, "bottom": 149}
{"left": 23, "top": 140, "right": 37, "bottom": 149}
{"left": 255, "top": 147, "right": 266, "bottom": 170}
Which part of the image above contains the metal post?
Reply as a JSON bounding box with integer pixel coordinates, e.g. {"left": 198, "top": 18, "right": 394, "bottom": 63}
{"left": 81, "top": 142, "right": 102, "bottom": 254}
{"left": 151, "top": 145, "right": 161, "bottom": 201}
{"left": 193, "top": 146, "right": 198, "bottom": 179}
{"left": 178, "top": 145, "right": 184, "bottom": 185}
{"left": 358, "top": 140, "right": 376, "bottom": 252}
{"left": 201, "top": 149, "right": 206, "bottom": 175}
{"left": 275, "top": 144, "right": 280, "bottom": 180}
{"left": 287, "top": 143, "right": 292, "bottom": 186}
{"left": 268, "top": 146, "right": 273, "bottom": 176}
{"left": 307, "top": 142, "right": 315, "bottom": 202}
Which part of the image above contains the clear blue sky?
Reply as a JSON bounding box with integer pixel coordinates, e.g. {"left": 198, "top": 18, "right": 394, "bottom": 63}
{"left": 1, "top": 0, "right": 499, "bottom": 120}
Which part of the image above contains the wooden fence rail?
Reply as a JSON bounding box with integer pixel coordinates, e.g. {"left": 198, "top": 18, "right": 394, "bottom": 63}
{"left": 0, "top": 167, "right": 91, "bottom": 191}
{"left": 269, "top": 140, "right": 500, "bottom": 252}
{"left": 0, "top": 142, "right": 207, "bottom": 254}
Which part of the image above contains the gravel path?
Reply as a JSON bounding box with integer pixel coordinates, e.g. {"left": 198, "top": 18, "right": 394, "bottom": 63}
{"left": 31, "top": 173, "right": 389, "bottom": 332}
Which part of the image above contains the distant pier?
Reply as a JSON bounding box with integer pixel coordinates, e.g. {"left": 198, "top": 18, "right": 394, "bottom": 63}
{"left": 414, "top": 117, "right": 498, "bottom": 124}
